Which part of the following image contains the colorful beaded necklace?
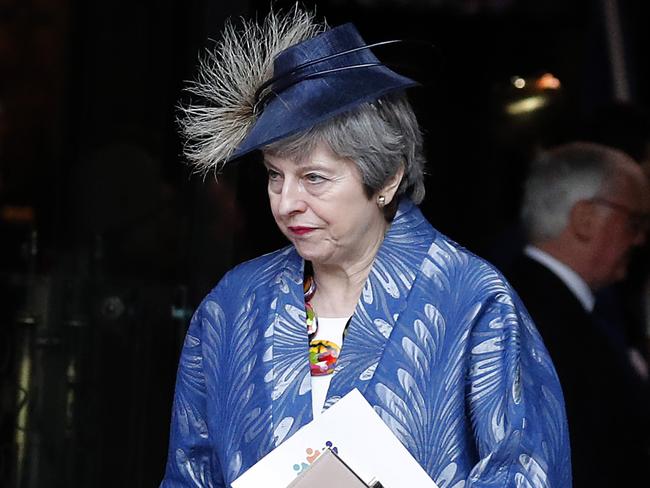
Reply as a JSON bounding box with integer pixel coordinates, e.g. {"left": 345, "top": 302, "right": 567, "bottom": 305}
{"left": 303, "top": 273, "right": 351, "bottom": 376}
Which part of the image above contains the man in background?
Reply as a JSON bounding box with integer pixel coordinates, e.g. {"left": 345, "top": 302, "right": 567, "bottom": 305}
{"left": 506, "top": 141, "right": 650, "bottom": 487}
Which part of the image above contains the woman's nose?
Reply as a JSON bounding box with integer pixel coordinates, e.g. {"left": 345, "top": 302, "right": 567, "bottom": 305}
{"left": 277, "top": 178, "right": 307, "bottom": 216}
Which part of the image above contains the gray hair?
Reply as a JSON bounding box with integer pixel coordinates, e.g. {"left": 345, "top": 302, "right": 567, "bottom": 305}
{"left": 521, "top": 141, "right": 627, "bottom": 242}
{"left": 263, "top": 92, "right": 426, "bottom": 210}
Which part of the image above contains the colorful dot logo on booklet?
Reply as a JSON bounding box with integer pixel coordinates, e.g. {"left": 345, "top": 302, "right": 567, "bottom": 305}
{"left": 305, "top": 447, "right": 321, "bottom": 463}
{"left": 292, "top": 441, "right": 339, "bottom": 475}
{"left": 309, "top": 340, "right": 340, "bottom": 376}
{"left": 324, "top": 440, "right": 338, "bottom": 454}
{"left": 292, "top": 462, "right": 310, "bottom": 475}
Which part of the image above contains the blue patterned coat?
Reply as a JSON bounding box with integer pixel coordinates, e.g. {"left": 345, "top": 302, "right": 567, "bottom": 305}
{"left": 161, "top": 200, "right": 571, "bottom": 487}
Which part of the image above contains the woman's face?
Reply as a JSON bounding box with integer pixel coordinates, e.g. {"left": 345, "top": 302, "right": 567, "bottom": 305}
{"left": 264, "top": 143, "right": 389, "bottom": 269}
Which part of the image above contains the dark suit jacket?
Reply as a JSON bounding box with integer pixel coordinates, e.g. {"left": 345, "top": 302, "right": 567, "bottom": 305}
{"left": 505, "top": 254, "right": 649, "bottom": 488}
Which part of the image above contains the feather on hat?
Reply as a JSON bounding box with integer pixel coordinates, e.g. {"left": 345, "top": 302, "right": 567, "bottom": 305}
{"left": 179, "top": 6, "right": 418, "bottom": 173}
{"left": 179, "top": 7, "right": 326, "bottom": 173}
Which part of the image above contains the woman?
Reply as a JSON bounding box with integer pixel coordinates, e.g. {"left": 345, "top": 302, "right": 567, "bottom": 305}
{"left": 161, "top": 8, "right": 570, "bottom": 487}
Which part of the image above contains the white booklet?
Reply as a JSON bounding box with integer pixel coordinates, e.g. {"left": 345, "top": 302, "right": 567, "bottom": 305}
{"left": 231, "top": 389, "right": 439, "bottom": 488}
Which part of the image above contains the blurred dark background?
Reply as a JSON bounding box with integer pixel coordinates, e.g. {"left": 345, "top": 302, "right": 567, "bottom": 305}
{"left": 1, "top": 0, "right": 649, "bottom": 486}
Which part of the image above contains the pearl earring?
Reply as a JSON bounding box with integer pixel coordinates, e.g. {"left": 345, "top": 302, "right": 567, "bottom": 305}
{"left": 377, "top": 195, "right": 386, "bottom": 207}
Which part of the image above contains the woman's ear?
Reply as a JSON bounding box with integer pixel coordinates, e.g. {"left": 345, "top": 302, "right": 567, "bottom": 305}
{"left": 378, "top": 164, "right": 405, "bottom": 205}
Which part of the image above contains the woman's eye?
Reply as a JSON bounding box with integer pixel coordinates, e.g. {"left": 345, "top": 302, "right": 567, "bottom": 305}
{"left": 267, "top": 169, "right": 281, "bottom": 180}
{"left": 305, "top": 173, "right": 325, "bottom": 183}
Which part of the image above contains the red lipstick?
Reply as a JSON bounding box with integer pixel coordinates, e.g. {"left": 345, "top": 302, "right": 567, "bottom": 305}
{"left": 288, "top": 226, "right": 315, "bottom": 235}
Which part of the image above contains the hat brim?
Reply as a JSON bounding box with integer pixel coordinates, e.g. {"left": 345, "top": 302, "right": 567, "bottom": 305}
{"left": 230, "top": 66, "right": 418, "bottom": 161}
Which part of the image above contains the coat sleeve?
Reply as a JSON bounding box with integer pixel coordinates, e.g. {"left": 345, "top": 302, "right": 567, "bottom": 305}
{"left": 465, "top": 290, "right": 572, "bottom": 487}
{"left": 160, "top": 305, "right": 225, "bottom": 488}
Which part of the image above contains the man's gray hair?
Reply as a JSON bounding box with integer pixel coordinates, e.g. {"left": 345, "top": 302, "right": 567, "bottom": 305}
{"left": 263, "top": 93, "right": 426, "bottom": 207}
{"left": 521, "top": 141, "right": 627, "bottom": 242}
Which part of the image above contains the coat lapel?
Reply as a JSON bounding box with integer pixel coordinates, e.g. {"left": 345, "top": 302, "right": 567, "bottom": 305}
{"left": 326, "top": 200, "right": 436, "bottom": 404}
{"left": 269, "top": 251, "right": 313, "bottom": 446}
{"left": 268, "top": 201, "right": 437, "bottom": 434}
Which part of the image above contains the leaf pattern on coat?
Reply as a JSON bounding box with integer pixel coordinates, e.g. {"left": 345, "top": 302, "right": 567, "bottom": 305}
{"left": 161, "top": 200, "right": 571, "bottom": 488}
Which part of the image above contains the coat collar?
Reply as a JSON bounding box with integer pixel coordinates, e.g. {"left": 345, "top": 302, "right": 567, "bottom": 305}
{"left": 270, "top": 199, "right": 436, "bottom": 446}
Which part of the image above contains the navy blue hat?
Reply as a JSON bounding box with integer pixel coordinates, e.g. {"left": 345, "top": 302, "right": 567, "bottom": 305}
{"left": 229, "top": 23, "right": 419, "bottom": 161}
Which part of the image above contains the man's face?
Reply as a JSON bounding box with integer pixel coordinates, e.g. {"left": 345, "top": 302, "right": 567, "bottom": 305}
{"left": 588, "top": 166, "right": 650, "bottom": 289}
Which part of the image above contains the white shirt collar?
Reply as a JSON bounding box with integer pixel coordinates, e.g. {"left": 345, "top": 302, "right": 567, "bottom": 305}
{"left": 524, "top": 245, "right": 595, "bottom": 312}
